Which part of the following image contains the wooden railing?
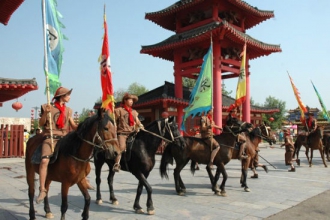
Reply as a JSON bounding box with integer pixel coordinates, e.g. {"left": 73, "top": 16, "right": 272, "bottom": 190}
{"left": 0, "top": 124, "right": 24, "bottom": 158}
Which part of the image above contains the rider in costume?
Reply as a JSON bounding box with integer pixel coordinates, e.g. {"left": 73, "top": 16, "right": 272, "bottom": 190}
{"left": 114, "top": 93, "right": 144, "bottom": 172}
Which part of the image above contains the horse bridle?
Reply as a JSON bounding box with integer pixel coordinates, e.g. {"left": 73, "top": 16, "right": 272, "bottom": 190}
{"left": 142, "top": 118, "right": 182, "bottom": 143}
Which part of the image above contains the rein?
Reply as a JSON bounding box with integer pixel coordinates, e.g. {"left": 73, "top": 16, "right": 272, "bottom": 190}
{"left": 141, "top": 119, "right": 181, "bottom": 143}
{"left": 72, "top": 121, "right": 118, "bottom": 162}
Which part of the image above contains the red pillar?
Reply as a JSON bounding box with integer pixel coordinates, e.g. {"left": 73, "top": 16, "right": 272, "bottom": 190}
{"left": 213, "top": 39, "right": 223, "bottom": 131}
{"left": 174, "top": 52, "right": 184, "bottom": 130}
{"left": 243, "top": 55, "right": 251, "bottom": 122}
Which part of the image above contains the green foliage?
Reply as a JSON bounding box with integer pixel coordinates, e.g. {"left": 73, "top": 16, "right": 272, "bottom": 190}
{"left": 261, "top": 96, "right": 286, "bottom": 130}
{"left": 78, "top": 108, "right": 94, "bottom": 123}
{"left": 114, "top": 83, "right": 149, "bottom": 102}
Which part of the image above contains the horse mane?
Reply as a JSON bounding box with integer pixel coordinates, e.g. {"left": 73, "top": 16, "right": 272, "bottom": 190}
{"left": 248, "top": 127, "right": 262, "bottom": 141}
{"left": 58, "top": 114, "right": 112, "bottom": 156}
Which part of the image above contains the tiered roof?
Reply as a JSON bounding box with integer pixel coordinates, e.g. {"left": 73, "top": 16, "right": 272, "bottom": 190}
{"left": 0, "top": 78, "right": 38, "bottom": 102}
{"left": 145, "top": 0, "right": 274, "bottom": 31}
{"left": 141, "top": 21, "right": 281, "bottom": 61}
{"left": 0, "top": 0, "right": 24, "bottom": 26}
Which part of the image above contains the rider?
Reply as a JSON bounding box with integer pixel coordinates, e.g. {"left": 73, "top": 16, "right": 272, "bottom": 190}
{"left": 304, "top": 112, "right": 317, "bottom": 145}
{"left": 114, "top": 93, "right": 144, "bottom": 172}
{"left": 36, "top": 87, "right": 93, "bottom": 203}
{"left": 281, "top": 128, "right": 300, "bottom": 172}
{"left": 200, "top": 108, "right": 222, "bottom": 170}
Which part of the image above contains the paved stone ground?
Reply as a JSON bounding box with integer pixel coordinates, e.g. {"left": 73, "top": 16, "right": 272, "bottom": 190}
{"left": 0, "top": 143, "right": 329, "bottom": 220}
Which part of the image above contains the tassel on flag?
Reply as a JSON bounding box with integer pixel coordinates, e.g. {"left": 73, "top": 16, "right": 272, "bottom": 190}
{"left": 99, "top": 6, "right": 115, "bottom": 116}
{"left": 288, "top": 73, "right": 307, "bottom": 121}
{"left": 228, "top": 41, "right": 247, "bottom": 112}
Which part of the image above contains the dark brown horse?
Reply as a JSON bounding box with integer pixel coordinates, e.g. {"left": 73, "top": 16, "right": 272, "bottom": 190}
{"left": 93, "top": 116, "right": 185, "bottom": 215}
{"left": 25, "top": 109, "right": 120, "bottom": 220}
{"left": 322, "top": 133, "right": 330, "bottom": 161}
{"left": 293, "top": 126, "right": 327, "bottom": 167}
{"left": 160, "top": 121, "right": 272, "bottom": 196}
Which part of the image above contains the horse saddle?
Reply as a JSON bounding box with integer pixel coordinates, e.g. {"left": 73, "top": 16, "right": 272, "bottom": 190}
{"left": 124, "top": 132, "right": 137, "bottom": 162}
{"left": 31, "top": 143, "right": 60, "bottom": 165}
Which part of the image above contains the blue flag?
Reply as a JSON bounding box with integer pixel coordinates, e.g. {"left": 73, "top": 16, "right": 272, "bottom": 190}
{"left": 311, "top": 81, "right": 330, "bottom": 121}
{"left": 43, "top": 0, "right": 66, "bottom": 95}
{"left": 181, "top": 45, "right": 213, "bottom": 131}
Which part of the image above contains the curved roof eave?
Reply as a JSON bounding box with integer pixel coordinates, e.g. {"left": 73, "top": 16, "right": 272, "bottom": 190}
{"left": 145, "top": 0, "right": 274, "bottom": 31}
{"left": 141, "top": 21, "right": 281, "bottom": 61}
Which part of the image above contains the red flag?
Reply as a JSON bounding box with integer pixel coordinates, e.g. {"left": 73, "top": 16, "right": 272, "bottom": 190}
{"left": 99, "top": 10, "right": 114, "bottom": 114}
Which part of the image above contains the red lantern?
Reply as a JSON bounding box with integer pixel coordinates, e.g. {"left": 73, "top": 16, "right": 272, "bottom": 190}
{"left": 269, "top": 117, "right": 274, "bottom": 122}
{"left": 12, "top": 101, "right": 23, "bottom": 112}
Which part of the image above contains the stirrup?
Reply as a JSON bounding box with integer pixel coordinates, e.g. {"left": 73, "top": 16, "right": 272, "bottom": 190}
{"left": 36, "top": 188, "right": 47, "bottom": 204}
{"left": 112, "top": 163, "right": 121, "bottom": 172}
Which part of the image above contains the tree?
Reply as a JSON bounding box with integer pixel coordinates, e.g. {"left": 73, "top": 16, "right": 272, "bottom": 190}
{"left": 261, "top": 96, "right": 286, "bottom": 130}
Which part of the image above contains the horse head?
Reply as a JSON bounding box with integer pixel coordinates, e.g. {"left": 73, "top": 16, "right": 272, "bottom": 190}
{"left": 92, "top": 108, "right": 120, "bottom": 159}
{"left": 160, "top": 116, "right": 185, "bottom": 149}
{"left": 258, "top": 124, "right": 275, "bottom": 145}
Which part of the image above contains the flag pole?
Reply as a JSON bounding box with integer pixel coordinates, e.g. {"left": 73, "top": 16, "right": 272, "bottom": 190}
{"left": 42, "top": 0, "right": 54, "bottom": 152}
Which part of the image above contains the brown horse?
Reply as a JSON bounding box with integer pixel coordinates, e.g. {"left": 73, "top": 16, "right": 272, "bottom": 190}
{"left": 294, "top": 126, "right": 327, "bottom": 167}
{"left": 322, "top": 133, "right": 330, "bottom": 161}
{"left": 160, "top": 122, "right": 273, "bottom": 196}
{"left": 25, "top": 109, "right": 120, "bottom": 220}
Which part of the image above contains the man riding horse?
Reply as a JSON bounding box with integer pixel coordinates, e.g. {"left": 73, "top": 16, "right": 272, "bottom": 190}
{"left": 304, "top": 112, "right": 317, "bottom": 146}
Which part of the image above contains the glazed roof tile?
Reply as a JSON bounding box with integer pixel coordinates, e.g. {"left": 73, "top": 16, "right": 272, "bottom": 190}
{"left": 141, "top": 21, "right": 281, "bottom": 61}
{"left": 0, "top": 77, "right": 38, "bottom": 102}
{"left": 145, "top": 0, "right": 274, "bottom": 31}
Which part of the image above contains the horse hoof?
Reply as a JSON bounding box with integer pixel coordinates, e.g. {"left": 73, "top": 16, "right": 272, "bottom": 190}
{"left": 96, "top": 199, "right": 103, "bottom": 205}
{"left": 220, "top": 191, "right": 227, "bottom": 197}
{"left": 135, "top": 208, "right": 144, "bottom": 214}
{"left": 147, "top": 209, "right": 155, "bottom": 215}
{"left": 45, "top": 212, "right": 54, "bottom": 219}
{"left": 215, "top": 191, "right": 221, "bottom": 196}
{"left": 244, "top": 187, "right": 250, "bottom": 192}
{"left": 177, "top": 191, "right": 185, "bottom": 196}
{"left": 111, "top": 200, "right": 119, "bottom": 205}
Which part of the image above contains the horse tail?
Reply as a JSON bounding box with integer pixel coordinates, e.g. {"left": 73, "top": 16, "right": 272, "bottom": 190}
{"left": 190, "top": 161, "right": 196, "bottom": 175}
{"left": 159, "top": 143, "right": 174, "bottom": 179}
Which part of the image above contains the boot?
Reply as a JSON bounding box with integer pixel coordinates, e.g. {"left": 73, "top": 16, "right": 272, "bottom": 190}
{"left": 113, "top": 154, "right": 122, "bottom": 172}
{"left": 208, "top": 146, "right": 220, "bottom": 170}
{"left": 288, "top": 167, "right": 296, "bottom": 172}
{"left": 36, "top": 188, "right": 47, "bottom": 204}
{"left": 262, "top": 165, "right": 268, "bottom": 173}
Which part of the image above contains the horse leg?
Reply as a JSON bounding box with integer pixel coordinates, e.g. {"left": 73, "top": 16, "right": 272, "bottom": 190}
{"left": 173, "top": 162, "right": 187, "bottom": 196}
{"left": 108, "top": 168, "right": 118, "bottom": 205}
{"left": 26, "top": 163, "right": 36, "bottom": 220}
{"left": 319, "top": 145, "right": 328, "bottom": 167}
{"left": 60, "top": 183, "right": 70, "bottom": 220}
{"left": 206, "top": 165, "right": 218, "bottom": 193}
{"left": 44, "top": 180, "right": 54, "bottom": 219}
{"left": 241, "top": 159, "right": 250, "bottom": 192}
{"left": 305, "top": 147, "right": 311, "bottom": 167}
{"left": 217, "top": 163, "right": 227, "bottom": 197}
{"left": 77, "top": 179, "right": 91, "bottom": 220}
{"left": 134, "top": 173, "right": 155, "bottom": 215}
{"left": 94, "top": 157, "right": 104, "bottom": 204}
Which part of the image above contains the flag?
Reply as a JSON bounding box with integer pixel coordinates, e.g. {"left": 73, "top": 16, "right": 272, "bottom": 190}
{"left": 288, "top": 73, "right": 307, "bottom": 121}
{"left": 311, "top": 81, "right": 330, "bottom": 121}
{"left": 228, "top": 42, "right": 247, "bottom": 112}
{"left": 181, "top": 45, "right": 213, "bottom": 131}
{"left": 43, "top": 0, "right": 66, "bottom": 95}
{"left": 99, "top": 8, "right": 114, "bottom": 115}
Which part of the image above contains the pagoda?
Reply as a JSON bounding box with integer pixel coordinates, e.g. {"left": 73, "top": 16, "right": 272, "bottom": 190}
{"left": 141, "top": 0, "right": 281, "bottom": 129}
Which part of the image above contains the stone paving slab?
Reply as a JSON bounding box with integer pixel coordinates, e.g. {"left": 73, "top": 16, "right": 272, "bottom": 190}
{"left": 0, "top": 143, "right": 329, "bottom": 220}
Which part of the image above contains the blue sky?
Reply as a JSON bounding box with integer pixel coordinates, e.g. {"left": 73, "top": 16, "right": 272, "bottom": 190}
{"left": 1, "top": 0, "right": 330, "bottom": 119}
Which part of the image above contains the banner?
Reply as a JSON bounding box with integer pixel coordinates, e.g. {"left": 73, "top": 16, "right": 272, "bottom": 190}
{"left": 43, "top": 0, "right": 66, "bottom": 95}
{"left": 181, "top": 45, "right": 213, "bottom": 131}
{"left": 311, "top": 81, "right": 329, "bottom": 121}
{"left": 228, "top": 42, "right": 246, "bottom": 112}
{"left": 288, "top": 73, "right": 307, "bottom": 121}
{"left": 99, "top": 8, "right": 114, "bottom": 115}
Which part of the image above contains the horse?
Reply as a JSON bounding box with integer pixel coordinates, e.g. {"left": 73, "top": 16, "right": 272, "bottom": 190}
{"left": 25, "top": 109, "right": 120, "bottom": 220}
{"left": 93, "top": 116, "right": 185, "bottom": 215}
{"left": 160, "top": 122, "right": 272, "bottom": 196}
{"left": 322, "top": 133, "right": 330, "bottom": 161}
{"left": 293, "top": 126, "right": 327, "bottom": 167}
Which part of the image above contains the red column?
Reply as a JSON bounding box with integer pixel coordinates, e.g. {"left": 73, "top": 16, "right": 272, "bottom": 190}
{"left": 174, "top": 52, "right": 184, "bottom": 130}
{"left": 213, "top": 39, "right": 223, "bottom": 131}
{"left": 243, "top": 55, "right": 250, "bottom": 122}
